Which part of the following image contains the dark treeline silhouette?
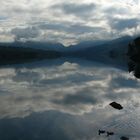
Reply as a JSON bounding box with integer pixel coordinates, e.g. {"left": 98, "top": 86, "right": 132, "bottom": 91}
{"left": 0, "top": 46, "right": 61, "bottom": 65}
{"left": 127, "top": 37, "right": 140, "bottom": 78}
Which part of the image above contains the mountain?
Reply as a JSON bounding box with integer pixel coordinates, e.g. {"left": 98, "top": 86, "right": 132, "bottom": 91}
{"left": 65, "top": 36, "right": 133, "bottom": 57}
{"left": 0, "top": 40, "right": 108, "bottom": 52}
{"left": 64, "top": 36, "right": 134, "bottom": 68}
{"left": 0, "top": 36, "right": 133, "bottom": 54}
{"left": 0, "top": 36, "right": 134, "bottom": 67}
{"left": 0, "top": 46, "right": 61, "bottom": 65}
{"left": 65, "top": 40, "right": 108, "bottom": 52}
{"left": 0, "top": 41, "right": 65, "bottom": 52}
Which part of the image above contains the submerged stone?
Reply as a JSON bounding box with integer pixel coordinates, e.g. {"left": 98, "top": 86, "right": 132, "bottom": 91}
{"left": 120, "top": 136, "right": 129, "bottom": 140}
{"left": 109, "top": 102, "right": 123, "bottom": 110}
{"left": 107, "top": 131, "right": 114, "bottom": 136}
{"left": 98, "top": 130, "right": 105, "bottom": 135}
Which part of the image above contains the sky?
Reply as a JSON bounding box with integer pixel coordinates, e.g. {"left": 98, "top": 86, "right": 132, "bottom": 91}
{"left": 0, "top": 0, "right": 140, "bottom": 45}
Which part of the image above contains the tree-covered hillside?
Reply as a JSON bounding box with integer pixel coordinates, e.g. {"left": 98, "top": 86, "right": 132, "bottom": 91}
{"left": 0, "top": 46, "right": 61, "bottom": 65}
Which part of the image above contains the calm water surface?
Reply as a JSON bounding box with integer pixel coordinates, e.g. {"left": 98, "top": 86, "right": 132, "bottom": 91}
{"left": 0, "top": 59, "right": 140, "bottom": 140}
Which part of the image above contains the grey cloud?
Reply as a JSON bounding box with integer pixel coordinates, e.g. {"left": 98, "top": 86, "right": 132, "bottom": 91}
{"left": 39, "top": 22, "right": 104, "bottom": 34}
{"left": 11, "top": 6, "right": 43, "bottom": 14}
{"left": 0, "top": 89, "right": 14, "bottom": 95}
{"left": 0, "top": 16, "right": 8, "bottom": 21}
{"left": 12, "top": 69, "right": 42, "bottom": 83}
{"left": 104, "top": 73, "right": 140, "bottom": 101}
{"left": 109, "top": 76, "right": 139, "bottom": 89}
{"left": 11, "top": 26, "right": 40, "bottom": 41}
{"left": 109, "top": 18, "right": 139, "bottom": 31}
{"left": 67, "top": 24, "right": 104, "bottom": 34}
{"left": 1, "top": 1, "right": 140, "bottom": 45}
{"left": 1, "top": 1, "right": 43, "bottom": 16}
{"left": 133, "top": 0, "right": 139, "bottom": 4}
{"left": 51, "top": 3, "right": 96, "bottom": 18}
{"left": 10, "top": 21, "right": 105, "bottom": 42}
{"left": 38, "top": 22, "right": 65, "bottom": 31}
{"left": 104, "top": 7, "right": 128, "bottom": 15}
{"left": 40, "top": 73, "right": 94, "bottom": 86}
{"left": 53, "top": 88, "right": 98, "bottom": 105}
{"left": 15, "top": 95, "right": 45, "bottom": 103}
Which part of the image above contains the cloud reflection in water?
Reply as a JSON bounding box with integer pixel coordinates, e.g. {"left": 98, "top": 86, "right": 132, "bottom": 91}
{"left": 0, "top": 60, "right": 140, "bottom": 139}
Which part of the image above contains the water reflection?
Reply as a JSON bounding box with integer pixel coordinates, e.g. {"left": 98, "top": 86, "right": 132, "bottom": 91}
{"left": 0, "top": 59, "right": 140, "bottom": 140}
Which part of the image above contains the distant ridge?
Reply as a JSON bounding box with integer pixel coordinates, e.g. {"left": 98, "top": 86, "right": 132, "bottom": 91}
{"left": 0, "top": 36, "right": 134, "bottom": 52}
{"left": 0, "top": 36, "right": 135, "bottom": 66}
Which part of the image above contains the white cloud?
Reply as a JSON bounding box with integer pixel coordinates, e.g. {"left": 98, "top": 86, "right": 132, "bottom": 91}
{"left": 0, "top": 0, "right": 140, "bottom": 45}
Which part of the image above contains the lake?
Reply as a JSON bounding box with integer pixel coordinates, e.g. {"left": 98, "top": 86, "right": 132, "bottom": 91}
{"left": 0, "top": 58, "right": 140, "bottom": 140}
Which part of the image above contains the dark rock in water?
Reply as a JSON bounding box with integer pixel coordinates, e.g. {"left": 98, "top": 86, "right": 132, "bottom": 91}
{"left": 120, "top": 136, "right": 129, "bottom": 140}
{"left": 107, "top": 131, "right": 114, "bottom": 136}
{"left": 98, "top": 130, "right": 105, "bottom": 135}
{"left": 109, "top": 102, "right": 123, "bottom": 110}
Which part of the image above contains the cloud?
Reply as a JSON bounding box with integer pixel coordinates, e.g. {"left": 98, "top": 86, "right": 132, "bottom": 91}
{"left": 11, "top": 26, "right": 40, "bottom": 41}
{"left": 51, "top": 2, "right": 96, "bottom": 18}
{"left": 38, "top": 22, "right": 104, "bottom": 34}
{"left": 109, "top": 18, "right": 140, "bottom": 31}
{"left": 104, "top": 7, "right": 129, "bottom": 16}
{"left": 12, "top": 69, "right": 42, "bottom": 83}
{"left": 0, "top": 16, "right": 8, "bottom": 21}
{"left": 109, "top": 75, "right": 139, "bottom": 88}
{"left": 53, "top": 88, "right": 98, "bottom": 105}
{"left": 0, "top": 0, "right": 140, "bottom": 44}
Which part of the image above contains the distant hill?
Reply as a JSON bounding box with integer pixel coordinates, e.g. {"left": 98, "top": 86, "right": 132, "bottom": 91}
{"left": 0, "top": 36, "right": 135, "bottom": 66}
{"left": 0, "top": 46, "right": 61, "bottom": 65}
{"left": 0, "top": 36, "right": 133, "bottom": 53}
{"left": 0, "top": 41, "right": 65, "bottom": 51}
{"left": 65, "top": 36, "right": 133, "bottom": 57}
{"left": 65, "top": 40, "right": 108, "bottom": 52}
{"left": 64, "top": 36, "right": 134, "bottom": 68}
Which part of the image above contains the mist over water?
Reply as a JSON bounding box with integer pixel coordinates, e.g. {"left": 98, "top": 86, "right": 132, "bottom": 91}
{"left": 0, "top": 59, "right": 140, "bottom": 140}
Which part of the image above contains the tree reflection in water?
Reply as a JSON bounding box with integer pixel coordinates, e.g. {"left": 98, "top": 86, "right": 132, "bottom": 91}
{"left": 128, "top": 37, "right": 140, "bottom": 78}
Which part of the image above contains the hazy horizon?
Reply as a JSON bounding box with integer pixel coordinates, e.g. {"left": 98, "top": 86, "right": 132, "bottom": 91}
{"left": 0, "top": 35, "right": 135, "bottom": 47}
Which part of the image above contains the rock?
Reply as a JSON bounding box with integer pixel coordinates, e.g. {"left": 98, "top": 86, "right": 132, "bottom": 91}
{"left": 109, "top": 102, "right": 123, "bottom": 110}
{"left": 98, "top": 130, "right": 105, "bottom": 135}
{"left": 120, "top": 136, "right": 129, "bottom": 140}
{"left": 107, "top": 132, "right": 114, "bottom": 137}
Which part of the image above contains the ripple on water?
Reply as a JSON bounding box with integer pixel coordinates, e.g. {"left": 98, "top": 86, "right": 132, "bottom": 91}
{"left": 101, "top": 107, "right": 140, "bottom": 139}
